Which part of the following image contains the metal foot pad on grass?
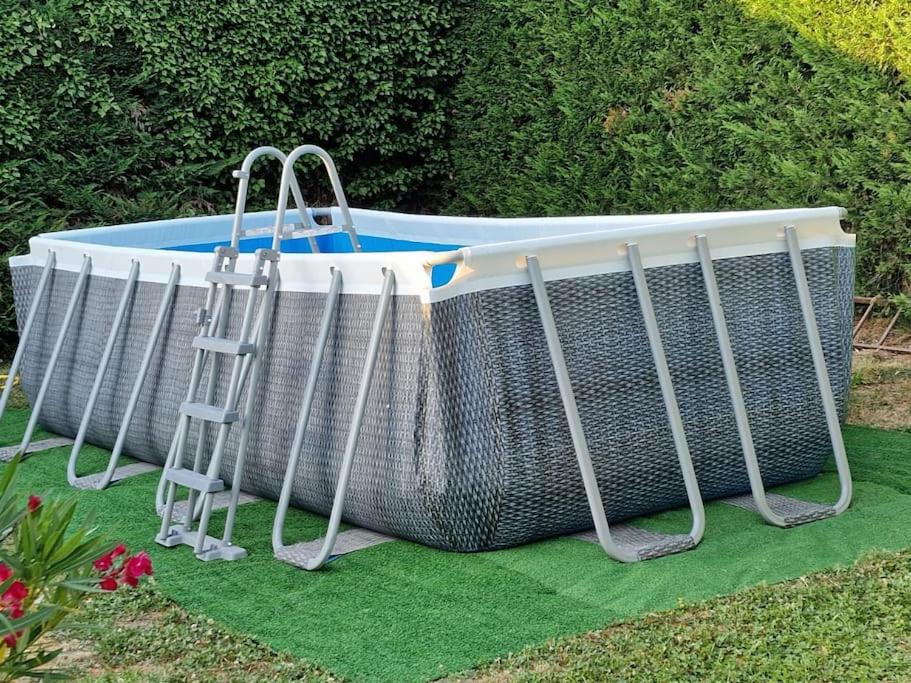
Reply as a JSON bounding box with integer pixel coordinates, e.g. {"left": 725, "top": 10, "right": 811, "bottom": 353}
{"left": 573, "top": 524, "right": 697, "bottom": 561}
{"left": 156, "top": 525, "right": 247, "bottom": 561}
{"left": 723, "top": 493, "right": 837, "bottom": 527}
{"left": 0, "top": 437, "right": 75, "bottom": 463}
{"left": 275, "top": 528, "right": 395, "bottom": 569}
{"left": 72, "top": 462, "right": 161, "bottom": 490}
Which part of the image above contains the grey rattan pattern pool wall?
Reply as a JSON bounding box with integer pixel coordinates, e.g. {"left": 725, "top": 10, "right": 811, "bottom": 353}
{"left": 10, "top": 245, "right": 854, "bottom": 552}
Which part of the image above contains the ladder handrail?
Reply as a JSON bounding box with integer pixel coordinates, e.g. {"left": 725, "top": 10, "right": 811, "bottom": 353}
{"left": 272, "top": 145, "right": 360, "bottom": 253}
{"left": 273, "top": 267, "right": 343, "bottom": 553}
{"left": 230, "top": 146, "right": 315, "bottom": 250}
{"left": 0, "top": 249, "right": 56, "bottom": 422}
{"left": 67, "top": 259, "right": 140, "bottom": 486}
{"left": 526, "top": 252, "right": 704, "bottom": 562}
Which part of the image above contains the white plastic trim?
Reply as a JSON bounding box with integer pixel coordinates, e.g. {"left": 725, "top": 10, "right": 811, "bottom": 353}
{"left": 9, "top": 206, "right": 853, "bottom": 303}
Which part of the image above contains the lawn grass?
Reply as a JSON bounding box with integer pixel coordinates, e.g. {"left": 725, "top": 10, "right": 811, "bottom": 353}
{"left": 455, "top": 548, "right": 911, "bottom": 681}
{"left": 3, "top": 355, "right": 911, "bottom": 681}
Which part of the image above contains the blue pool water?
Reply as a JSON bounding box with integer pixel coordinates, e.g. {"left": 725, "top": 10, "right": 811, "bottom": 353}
{"left": 168, "top": 233, "right": 461, "bottom": 287}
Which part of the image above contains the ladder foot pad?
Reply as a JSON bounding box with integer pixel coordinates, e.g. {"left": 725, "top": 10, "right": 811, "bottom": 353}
{"left": 0, "top": 437, "right": 75, "bottom": 463}
{"left": 724, "top": 492, "right": 837, "bottom": 526}
{"left": 164, "top": 490, "right": 262, "bottom": 524}
{"left": 72, "top": 462, "right": 160, "bottom": 490}
{"left": 156, "top": 526, "right": 247, "bottom": 561}
{"left": 574, "top": 524, "right": 697, "bottom": 561}
{"left": 275, "top": 528, "right": 395, "bottom": 569}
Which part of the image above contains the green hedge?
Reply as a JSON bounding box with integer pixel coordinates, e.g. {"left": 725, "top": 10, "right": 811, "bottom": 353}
{"left": 445, "top": 0, "right": 911, "bottom": 296}
{"left": 0, "top": 0, "right": 461, "bottom": 347}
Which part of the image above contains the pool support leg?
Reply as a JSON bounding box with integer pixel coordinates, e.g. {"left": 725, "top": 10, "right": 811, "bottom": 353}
{"left": 526, "top": 253, "right": 704, "bottom": 562}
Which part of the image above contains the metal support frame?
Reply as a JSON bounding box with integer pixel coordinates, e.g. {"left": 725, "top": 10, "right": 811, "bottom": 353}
{"left": 697, "top": 228, "right": 851, "bottom": 525}
{"left": 526, "top": 253, "right": 704, "bottom": 562}
{"left": 273, "top": 267, "right": 396, "bottom": 570}
{"left": 11, "top": 254, "right": 92, "bottom": 462}
{"left": 67, "top": 262, "right": 180, "bottom": 489}
{"left": 0, "top": 250, "right": 56, "bottom": 427}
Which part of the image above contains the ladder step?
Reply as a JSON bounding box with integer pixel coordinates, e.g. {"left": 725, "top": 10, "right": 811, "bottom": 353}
{"left": 166, "top": 490, "right": 262, "bottom": 524}
{"left": 573, "top": 524, "right": 697, "bottom": 561}
{"left": 179, "top": 402, "right": 239, "bottom": 424}
{"left": 192, "top": 335, "right": 255, "bottom": 356}
{"left": 723, "top": 493, "right": 837, "bottom": 527}
{"left": 205, "top": 271, "right": 268, "bottom": 287}
{"left": 164, "top": 467, "right": 225, "bottom": 493}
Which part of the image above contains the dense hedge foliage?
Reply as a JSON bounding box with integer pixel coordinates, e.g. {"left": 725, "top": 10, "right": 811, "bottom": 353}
{"left": 446, "top": 0, "right": 911, "bottom": 296}
{"left": 0, "top": 0, "right": 461, "bottom": 347}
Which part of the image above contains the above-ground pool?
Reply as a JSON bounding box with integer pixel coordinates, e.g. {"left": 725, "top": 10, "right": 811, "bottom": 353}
{"left": 7, "top": 148, "right": 855, "bottom": 563}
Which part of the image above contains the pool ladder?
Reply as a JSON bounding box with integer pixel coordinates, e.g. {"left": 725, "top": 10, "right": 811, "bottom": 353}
{"left": 156, "top": 143, "right": 364, "bottom": 561}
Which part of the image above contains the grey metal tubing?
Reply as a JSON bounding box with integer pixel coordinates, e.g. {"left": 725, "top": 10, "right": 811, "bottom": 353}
{"left": 694, "top": 235, "right": 789, "bottom": 525}
{"left": 18, "top": 254, "right": 92, "bottom": 458}
{"left": 299, "top": 268, "right": 394, "bottom": 570}
{"left": 108, "top": 263, "right": 180, "bottom": 490}
{"left": 273, "top": 268, "right": 343, "bottom": 553}
{"left": 0, "top": 250, "right": 56, "bottom": 422}
{"left": 230, "top": 146, "right": 315, "bottom": 249}
{"left": 67, "top": 259, "right": 140, "bottom": 487}
{"left": 219, "top": 258, "right": 282, "bottom": 549}
{"left": 272, "top": 145, "right": 360, "bottom": 252}
{"left": 191, "top": 250, "right": 270, "bottom": 554}
{"left": 525, "top": 256, "right": 639, "bottom": 562}
{"left": 626, "top": 243, "right": 705, "bottom": 543}
{"left": 784, "top": 225, "right": 852, "bottom": 513}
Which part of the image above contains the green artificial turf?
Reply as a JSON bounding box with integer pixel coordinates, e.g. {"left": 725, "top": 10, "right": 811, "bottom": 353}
{"left": 3, "top": 408, "right": 911, "bottom": 682}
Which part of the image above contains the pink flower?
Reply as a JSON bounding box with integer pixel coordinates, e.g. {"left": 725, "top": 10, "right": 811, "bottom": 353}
{"left": 27, "top": 495, "right": 41, "bottom": 513}
{"left": 3, "top": 631, "right": 20, "bottom": 648}
{"left": 0, "top": 564, "right": 11, "bottom": 583}
{"left": 99, "top": 577, "right": 118, "bottom": 592}
{"left": 124, "top": 552, "right": 153, "bottom": 579}
{"left": 2, "top": 581, "right": 28, "bottom": 604}
{"left": 111, "top": 544, "right": 126, "bottom": 558}
{"left": 93, "top": 553, "right": 113, "bottom": 572}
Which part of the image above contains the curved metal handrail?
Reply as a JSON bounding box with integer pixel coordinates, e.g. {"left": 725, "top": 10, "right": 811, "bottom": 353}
{"left": 230, "top": 146, "right": 314, "bottom": 249}
{"left": 272, "top": 144, "right": 360, "bottom": 252}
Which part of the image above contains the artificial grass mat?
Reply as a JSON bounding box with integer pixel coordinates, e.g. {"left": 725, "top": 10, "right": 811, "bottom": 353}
{"left": 3, "top": 408, "right": 911, "bottom": 682}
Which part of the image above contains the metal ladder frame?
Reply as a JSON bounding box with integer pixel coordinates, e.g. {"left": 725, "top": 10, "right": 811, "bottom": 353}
{"left": 697, "top": 227, "right": 852, "bottom": 526}
{"left": 67, "top": 262, "right": 180, "bottom": 489}
{"left": 526, "top": 250, "right": 705, "bottom": 562}
{"left": 156, "top": 246, "right": 277, "bottom": 561}
{"left": 153, "top": 146, "right": 311, "bottom": 523}
{"left": 273, "top": 267, "right": 396, "bottom": 570}
{"left": 4, "top": 254, "right": 93, "bottom": 462}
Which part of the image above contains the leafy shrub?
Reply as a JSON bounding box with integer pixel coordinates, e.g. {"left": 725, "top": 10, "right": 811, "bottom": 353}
{"left": 445, "top": 0, "right": 911, "bottom": 296}
{"left": 0, "top": 0, "right": 463, "bottom": 349}
{"left": 0, "top": 458, "right": 152, "bottom": 680}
